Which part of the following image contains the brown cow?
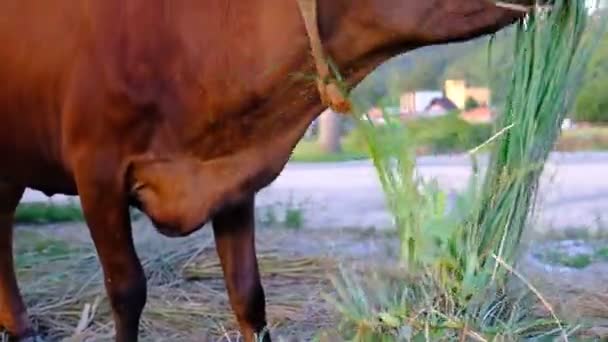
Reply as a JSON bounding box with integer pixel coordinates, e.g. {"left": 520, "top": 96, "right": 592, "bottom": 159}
{"left": 0, "top": 1, "right": 528, "bottom": 341}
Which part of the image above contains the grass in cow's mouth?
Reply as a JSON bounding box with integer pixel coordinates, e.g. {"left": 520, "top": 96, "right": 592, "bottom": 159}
{"left": 326, "top": 0, "right": 607, "bottom": 340}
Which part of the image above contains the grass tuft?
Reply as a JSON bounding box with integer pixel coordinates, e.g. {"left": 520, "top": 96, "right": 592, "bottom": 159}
{"left": 327, "top": 1, "right": 606, "bottom": 340}
{"left": 15, "top": 201, "right": 84, "bottom": 224}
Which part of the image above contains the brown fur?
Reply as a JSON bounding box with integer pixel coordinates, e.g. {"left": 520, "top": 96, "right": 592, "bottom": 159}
{"left": 0, "top": 1, "right": 527, "bottom": 341}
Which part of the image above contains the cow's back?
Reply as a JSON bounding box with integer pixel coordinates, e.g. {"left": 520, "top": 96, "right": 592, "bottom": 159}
{"left": 0, "top": 0, "right": 321, "bottom": 199}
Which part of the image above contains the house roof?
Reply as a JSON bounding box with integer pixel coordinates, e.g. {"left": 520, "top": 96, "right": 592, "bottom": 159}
{"left": 414, "top": 91, "right": 443, "bottom": 111}
{"left": 424, "top": 97, "right": 458, "bottom": 111}
{"left": 401, "top": 91, "right": 443, "bottom": 112}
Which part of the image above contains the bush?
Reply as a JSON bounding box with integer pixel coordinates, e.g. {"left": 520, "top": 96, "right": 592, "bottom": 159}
{"left": 14, "top": 202, "right": 144, "bottom": 224}
{"left": 345, "top": 113, "right": 493, "bottom": 156}
{"left": 15, "top": 202, "right": 84, "bottom": 224}
{"left": 555, "top": 126, "right": 608, "bottom": 151}
{"left": 407, "top": 112, "right": 493, "bottom": 154}
{"left": 573, "top": 34, "right": 608, "bottom": 123}
{"left": 465, "top": 96, "right": 480, "bottom": 110}
{"left": 574, "top": 79, "right": 608, "bottom": 123}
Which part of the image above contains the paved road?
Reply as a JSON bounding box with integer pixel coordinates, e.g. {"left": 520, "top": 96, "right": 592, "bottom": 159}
{"left": 22, "top": 152, "right": 608, "bottom": 232}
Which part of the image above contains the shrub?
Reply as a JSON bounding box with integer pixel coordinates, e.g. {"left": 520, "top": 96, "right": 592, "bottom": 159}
{"left": 329, "top": 1, "right": 599, "bottom": 340}
{"left": 15, "top": 202, "right": 84, "bottom": 224}
{"left": 345, "top": 113, "right": 493, "bottom": 156}
{"left": 465, "top": 96, "right": 481, "bottom": 110}
{"left": 406, "top": 112, "right": 493, "bottom": 154}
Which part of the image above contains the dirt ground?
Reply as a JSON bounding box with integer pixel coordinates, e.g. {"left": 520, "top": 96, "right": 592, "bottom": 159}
{"left": 6, "top": 219, "right": 397, "bottom": 342}
{"left": 4, "top": 217, "right": 608, "bottom": 341}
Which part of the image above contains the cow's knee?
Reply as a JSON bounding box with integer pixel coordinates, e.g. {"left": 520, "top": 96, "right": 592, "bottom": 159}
{"left": 105, "top": 269, "right": 147, "bottom": 330}
{"left": 231, "top": 280, "right": 266, "bottom": 328}
{"left": 0, "top": 185, "right": 32, "bottom": 340}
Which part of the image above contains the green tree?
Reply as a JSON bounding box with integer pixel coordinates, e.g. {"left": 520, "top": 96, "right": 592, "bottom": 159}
{"left": 465, "top": 97, "right": 480, "bottom": 110}
{"left": 574, "top": 35, "right": 608, "bottom": 123}
{"left": 575, "top": 79, "right": 608, "bottom": 122}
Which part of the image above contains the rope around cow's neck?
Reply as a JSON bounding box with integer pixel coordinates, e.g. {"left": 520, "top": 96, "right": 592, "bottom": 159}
{"left": 296, "top": 0, "right": 352, "bottom": 114}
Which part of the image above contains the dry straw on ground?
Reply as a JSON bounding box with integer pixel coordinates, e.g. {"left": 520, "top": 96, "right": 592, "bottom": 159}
{"left": 9, "top": 223, "right": 342, "bottom": 342}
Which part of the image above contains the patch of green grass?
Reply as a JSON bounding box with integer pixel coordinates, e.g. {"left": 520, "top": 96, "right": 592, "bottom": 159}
{"left": 528, "top": 225, "right": 608, "bottom": 242}
{"left": 284, "top": 208, "right": 303, "bottom": 230}
{"left": 15, "top": 202, "right": 84, "bottom": 224}
{"left": 594, "top": 247, "right": 608, "bottom": 261}
{"left": 256, "top": 197, "right": 305, "bottom": 230}
{"left": 556, "top": 126, "right": 608, "bottom": 151}
{"left": 12, "top": 230, "right": 85, "bottom": 274}
{"left": 406, "top": 113, "right": 493, "bottom": 154}
{"left": 14, "top": 202, "right": 145, "bottom": 225}
{"left": 344, "top": 114, "right": 493, "bottom": 157}
{"left": 258, "top": 206, "right": 278, "bottom": 227}
{"left": 542, "top": 250, "right": 593, "bottom": 269}
{"left": 562, "top": 227, "right": 594, "bottom": 240}
{"left": 290, "top": 139, "right": 368, "bottom": 163}
{"left": 15, "top": 238, "right": 75, "bottom": 269}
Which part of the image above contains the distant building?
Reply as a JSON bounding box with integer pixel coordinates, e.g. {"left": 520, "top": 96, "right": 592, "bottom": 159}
{"left": 444, "top": 79, "right": 491, "bottom": 110}
{"left": 460, "top": 106, "right": 494, "bottom": 124}
{"left": 423, "top": 97, "right": 458, "bottom": 116}
{"left": 348, "top": 79, "right": 494, "bottom": 127}
{"left": 400, "top": 90, "right": 443, "bottom": 115}
{"left": 399, "top": 80, "right": 491, "bottom": 119}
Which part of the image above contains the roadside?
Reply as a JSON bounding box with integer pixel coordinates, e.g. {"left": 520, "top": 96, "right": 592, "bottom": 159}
{"left": 20, "top": 151, "right": 608, "bottom": 233}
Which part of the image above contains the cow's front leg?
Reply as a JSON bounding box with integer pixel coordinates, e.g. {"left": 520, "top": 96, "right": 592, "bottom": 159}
{"left": 212, "top": 196, "right": 270, "bottom": 342}
{"left": 75, "top": 169, "right": 146, "bottom": 342}
{"left": 0, "top": 184, "right": 36, "bottom": 342}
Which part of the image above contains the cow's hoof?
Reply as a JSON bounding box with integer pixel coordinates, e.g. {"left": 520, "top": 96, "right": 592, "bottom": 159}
{"left": 19, "top": 337, "right": 44, "bottom": 342}
{"left": 4, "top": 331, "right": 44, "bottom": 342}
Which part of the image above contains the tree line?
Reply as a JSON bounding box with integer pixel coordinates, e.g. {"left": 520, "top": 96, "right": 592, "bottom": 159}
{"left": 354, "top": 23, "right": 608, "bottom": 124}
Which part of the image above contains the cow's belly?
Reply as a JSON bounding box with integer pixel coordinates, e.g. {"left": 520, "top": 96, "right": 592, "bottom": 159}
{"left": 0, "top": 107, "right": 76, "bottom": 196}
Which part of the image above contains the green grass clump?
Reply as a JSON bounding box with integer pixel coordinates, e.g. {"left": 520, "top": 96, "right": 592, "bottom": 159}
{"left": 328, "top": 0, "right": 604, "bottom": 340}
{"left": 405, "top": 113, "right": 493, "bottom": 154}
{"left": 15, "top": 202, "right": 85, "bottom": 224}
{"left": 256, "top": 196, "right": 306, "bottom": 230}
{"left": 14, "top": 236, "right": 77, "bottom": 270}
{"left": 291, "top": 139, "right": 368, "bottom": 162}
{"left": 14, "top": 202, "right": 145, "bottom": 225}
{"left": 345, "top": 114, "right": 493, "bottom": 157}
{"left": 284, "top": 208, "right": 304, "bottom": 230}
{"left": 293, "top": 113, "right": 493, "bottom": 163}
{"left": 555, "top": 125, "right": 608, "bottom": 151}
{"left": 595, "top": 246, "right": 608, "bottom": 260}
{"left": 541, "top": 250, "right": 593, "bottom": 269}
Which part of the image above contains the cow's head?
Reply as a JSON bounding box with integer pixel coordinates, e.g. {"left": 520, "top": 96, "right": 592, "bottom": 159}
{"left": 317, "top": 0, "right": 532, "bottom": 69}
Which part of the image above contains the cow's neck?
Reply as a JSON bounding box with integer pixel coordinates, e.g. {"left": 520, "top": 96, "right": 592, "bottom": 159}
{"left": 176, "top": 0, "right": 408, "bottom": 166}
{"left": 127, "top": 0, "right": 404, "bottom": 165}
{"left": 243, "top": 0, "right": 407, "bottom": 142}
{"left": 124, "top": 0, "right": 418, "bottom": 232}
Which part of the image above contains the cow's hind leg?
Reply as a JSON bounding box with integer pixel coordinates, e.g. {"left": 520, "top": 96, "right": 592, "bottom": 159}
{"left": 212, "top": 196, "right": 270, "bottom": 342}
{"left": 0, "top": 183, "right": 35, "bottom": 341}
